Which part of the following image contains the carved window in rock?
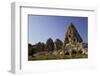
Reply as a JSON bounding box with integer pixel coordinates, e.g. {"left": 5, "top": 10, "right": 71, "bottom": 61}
{"left": 69, "top": 35, "right": 71, "bottom": 38}
{"left": 73, "top": 37, "right": 77, "bottom": 43}
{"left": 73, "top": 38, "right": 76, "bottom": 42}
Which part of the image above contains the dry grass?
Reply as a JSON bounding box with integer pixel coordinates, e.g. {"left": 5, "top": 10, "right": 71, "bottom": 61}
{"left": 28, "top": 53, "right": 88, "bottom": 61}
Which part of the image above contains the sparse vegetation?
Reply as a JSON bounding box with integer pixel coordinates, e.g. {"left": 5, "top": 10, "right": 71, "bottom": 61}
{"left": 28, "top": 52, "right": 87, "bottom": 60}
{"left": 28, "top": 23, "right": 88, "bottom": 61}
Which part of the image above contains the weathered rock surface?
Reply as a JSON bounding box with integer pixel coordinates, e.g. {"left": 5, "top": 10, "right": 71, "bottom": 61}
{"left": 62, "top": 23, "right": 88, "bottom": 56}
{"left": 45, "top": 38, "right": 54, "bottom": 51}
{"left": 28, "top": 23, "right": 88, "bottom": 59}
{"left": 54, "top": 39, "right": 63, "bottom": 51}
{"left": 63, "top": 23, "right": 83, "bottom": 48}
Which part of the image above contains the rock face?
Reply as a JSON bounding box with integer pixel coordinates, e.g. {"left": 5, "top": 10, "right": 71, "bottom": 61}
{"left": 63, "top": 23, "right": 83, "bottom": 48}
{"left": 54, "top": 39, "right": 63, "bottom": 51}
{"left": 28, "top": 23, "right": 88, "bottom": 60}
{"left": 63, "top": 23, "right": 87, "bottom": 56}
{"left": 35, "top": 42, "right": 46, "bottom": 52}
{"left": 45, "top": 38, "right": 54, "bottom": 51}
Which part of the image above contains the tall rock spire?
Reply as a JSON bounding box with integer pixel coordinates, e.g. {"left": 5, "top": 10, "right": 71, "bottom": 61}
{"left": 63, "top": 23, "right": 83, "bottom": 48}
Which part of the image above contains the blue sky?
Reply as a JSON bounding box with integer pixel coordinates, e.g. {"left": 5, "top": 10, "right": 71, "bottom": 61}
{"left": 28, "top": 15, "right": 88, "bottom": 44}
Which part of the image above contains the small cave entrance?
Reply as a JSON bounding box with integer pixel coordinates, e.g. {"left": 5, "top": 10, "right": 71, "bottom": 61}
{"left": 72, "top": 50, "right": 77, "bottom": 55}
{"left": 69, "top": 35, "right": 71, "bottom": 38}
{"left": 65, "top": 52, "right": 69, "bottom": 55}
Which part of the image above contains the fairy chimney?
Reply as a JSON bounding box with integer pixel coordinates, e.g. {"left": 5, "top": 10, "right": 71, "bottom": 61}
{"left": 63, "top": 23, "right": 83, "bottom": 48}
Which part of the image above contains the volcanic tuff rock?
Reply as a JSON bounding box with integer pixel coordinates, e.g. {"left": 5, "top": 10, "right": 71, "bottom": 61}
{"left": 63, "top": 23, "right": 83, "bottom": 48}
{"left": 28, "top": 23, "right": 88, "bottom": 59}
{"left": 45, "top": 38, "right": 54, "bottom": 51}
{"left": 54, "top": 39, "right": 63, "bottom": 51}
{"left": 63, "top": 23, "right": 87, "bottom": 56}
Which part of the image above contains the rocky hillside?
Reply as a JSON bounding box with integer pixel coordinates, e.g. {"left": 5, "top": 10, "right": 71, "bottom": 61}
{"left": 28, "top": 23, "right": 88, "bottom": 60}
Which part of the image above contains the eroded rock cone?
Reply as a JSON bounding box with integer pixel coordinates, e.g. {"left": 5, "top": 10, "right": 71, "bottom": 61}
{"left": 63, "top": 23, "right": 83, "bottom": 48}
{"left": 54, "top": 39, "right": 63, "bottom": 51}
{"left": 45, "top": 38, "right": 54, "bottom": 52}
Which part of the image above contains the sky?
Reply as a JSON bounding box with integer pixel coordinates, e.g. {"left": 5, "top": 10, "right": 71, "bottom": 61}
{"left": 28, "top": 15, "right": 88, "bottom": 45}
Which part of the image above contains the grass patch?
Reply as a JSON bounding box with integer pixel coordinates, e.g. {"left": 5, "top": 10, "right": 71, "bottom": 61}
{"left": 28, "top": 53, "right": 87, "bottom": 61}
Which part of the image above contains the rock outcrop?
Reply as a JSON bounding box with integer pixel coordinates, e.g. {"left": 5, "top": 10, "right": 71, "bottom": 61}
{"left": 54, "top": 39, "right": 63, "bottom": 51}
{"left": 63, "top": 23, "right": 83, "bottom": 48}
{"left": 63, "top": 23, "right": 87, "bottom": 56}
{"left": 45, "top": 38, "right": 54, "bottom": 51}
{"left": 28, "top": 23, "right": 88, "bottom": 60}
